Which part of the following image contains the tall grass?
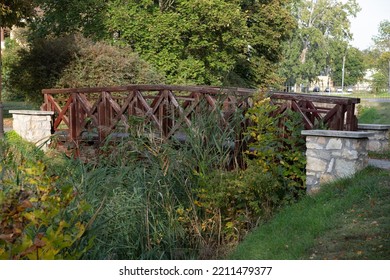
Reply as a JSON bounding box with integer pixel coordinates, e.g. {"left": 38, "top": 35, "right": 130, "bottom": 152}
{"left": 75, "top": 103, "right": 249, "bottom": 259}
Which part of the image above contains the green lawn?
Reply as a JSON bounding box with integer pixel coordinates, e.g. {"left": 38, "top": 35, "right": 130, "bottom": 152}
{"left": 357, "top": 101, "right": 390, "bottom": 125}
{"left": 229, "top": 167, "right": 390, "bottom": 260}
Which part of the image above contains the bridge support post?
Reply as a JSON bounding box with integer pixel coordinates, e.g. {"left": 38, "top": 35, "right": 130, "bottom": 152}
{"left": 302, "top": 130, "right": 374, "bottom": 194}
{"left": 9, "top": 110, "right": 54, "bottom": 150}
{"left": 358, "top": 124, "right": 390, "bottom": 152}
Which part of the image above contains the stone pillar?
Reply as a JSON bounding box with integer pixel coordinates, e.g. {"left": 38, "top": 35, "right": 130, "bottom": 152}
{"left": 358, "top": 124, "right": 390, "bottom": 152}
{"left": 10, "top": 110, "right": 54, "bottom": 150}
{"left": 301, "top": 130, "right": 374, "bottom": 194}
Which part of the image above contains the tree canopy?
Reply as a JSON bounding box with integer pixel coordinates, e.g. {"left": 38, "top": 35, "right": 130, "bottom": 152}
{"left": 30, "top": 0, "right": 108, "bottom": 39}
{"left": 370, "top": 20, "right": 390, "bottom": 92}
{"left": 279, "top": 0, "right": 360, "bottom": 90}
{"left": 0, "top": 0, "right": 36, "bottom": 28}
{"left": 27, "top": 0, "right": 295, "bottom": 88}
{"left": 104, "top": 0, "right": 296, "bottom": 87}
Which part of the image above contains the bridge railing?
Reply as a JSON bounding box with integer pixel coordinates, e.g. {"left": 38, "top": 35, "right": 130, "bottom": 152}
{"left": 41, "top": 85, "right": 254, "bottom": 145}
{"left": 270, "top": 92, "right": 360, "bottom": 131}
{"left": 41, "top": 85, "right": 360, "bottom": 147}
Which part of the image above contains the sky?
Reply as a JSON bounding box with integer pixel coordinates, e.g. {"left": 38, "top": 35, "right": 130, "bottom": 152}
{"left": 349, "top": 0, "right": 390, "bottom": 50}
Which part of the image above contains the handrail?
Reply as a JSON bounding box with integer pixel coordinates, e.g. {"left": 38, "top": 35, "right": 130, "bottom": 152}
{"left": 41, "top": 85, "right": 360, "bottom": 149}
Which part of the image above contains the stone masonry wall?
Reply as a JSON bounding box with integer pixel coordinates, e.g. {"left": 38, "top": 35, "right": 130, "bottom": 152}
{"left": 10, "top": 110, "right": 54, "bottom": 150}
{"left": 302, "top": 130, "right": 373, "bottom": 194}
{"left": 358, "top": 124, "right": 390, "bottom": 152}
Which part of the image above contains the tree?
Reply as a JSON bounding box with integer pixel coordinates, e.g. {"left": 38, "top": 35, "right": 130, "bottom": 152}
{"left": 279, "top": 0, "right": 360, "bottom": 91}
{"left": 330, "top": 46, "right": 365, "bottom": 87}
{"left": 105, "top": 0, "right": 296, "bottom": 87}
{"left": 371, "top": 20, "right": 390, "bottom": 93}
{"left": 373, "top": 20, "right": 390, "bottom": 52}
{"left": 30, "top": 0, "right": 108, "bottom": 39}
{"left": 1, "top": 0, "right": 36, "bottom": 137}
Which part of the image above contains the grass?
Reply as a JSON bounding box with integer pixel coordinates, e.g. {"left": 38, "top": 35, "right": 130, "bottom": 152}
{"left": 229, "top": 166, "right": 390, "bottom": 260}
{"left": 357, "top": 102, "right": 390, "bottom": 125}
{"left": 368, "top": 150, "right": 390, "bottom": 160}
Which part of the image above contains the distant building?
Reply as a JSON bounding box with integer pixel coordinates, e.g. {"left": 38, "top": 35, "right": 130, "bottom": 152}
{"left": 312, "top": 75, "right": 335, "bottom": 92}
{"left": 354, "top": 69, "right": 374, "bottom": 92}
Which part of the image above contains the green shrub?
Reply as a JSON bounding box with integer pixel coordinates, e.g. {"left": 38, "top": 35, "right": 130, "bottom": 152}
{"left": 56, "top": 34, "right": 164, "bottom": 88}
{"left": 0, "top": 133, "right": 93, "bottom": 259}
{"left": 245, "top": 93, "right": 306, "bottom": 203}
{"left": 4, "top": 34, "right": 164, "bottom": 104}
{"left": 178, "top": 163, "right": 280, "bottom": 255}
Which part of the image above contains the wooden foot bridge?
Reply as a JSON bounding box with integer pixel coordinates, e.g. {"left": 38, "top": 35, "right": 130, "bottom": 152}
{"left": 41, "top": 84, "right": 360, "bottom": 155}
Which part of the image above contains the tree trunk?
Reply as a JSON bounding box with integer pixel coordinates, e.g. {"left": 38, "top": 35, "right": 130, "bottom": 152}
{"left": 300, "top": 44, "right": 308, "bottom": 64}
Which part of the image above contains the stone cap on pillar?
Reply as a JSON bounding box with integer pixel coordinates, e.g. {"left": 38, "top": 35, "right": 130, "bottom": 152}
{"left": 301, "top": 130, "right": 375, "bottom": 139}
{"left": 9, "top": 110, "right": 54, "bottom": 116}
{"left": 358, "top": 124, "right": 390, "bottom": 131}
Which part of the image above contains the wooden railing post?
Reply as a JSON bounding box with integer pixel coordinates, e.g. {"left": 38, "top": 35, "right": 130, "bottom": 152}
{"left": 70, "top": 92, "right": 80, "bottom": 142}
{"left": 98, "top": 91, "right": 111, "bottom": 142}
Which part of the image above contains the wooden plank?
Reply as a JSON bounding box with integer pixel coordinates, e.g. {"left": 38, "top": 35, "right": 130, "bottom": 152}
{"left": 76, "top": 93, "right": 99, "bottom": 127}
{"left": 322, "top": 105, "right": 340, "bottom": 128}
{"left": 70, "top": 93, "right": 80, "bottom": 141}
{"left": 134, "top": 90, "right": 163, "bottom": 133}
{"left": 291, "top": 101, "right": 314, "bottom": 129}
{"left": 51, "top": 95, "right": 71, "bottom": 130}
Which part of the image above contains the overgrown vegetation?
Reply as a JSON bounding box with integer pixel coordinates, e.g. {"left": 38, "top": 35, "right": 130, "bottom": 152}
{"left": 1, "top": 95, "right": 307, "bottom": 259}
{"left": 0, "top": 132, "right": 93, "bottom": 259}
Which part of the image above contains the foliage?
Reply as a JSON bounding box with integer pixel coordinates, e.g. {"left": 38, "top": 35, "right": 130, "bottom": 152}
{"left": 373, "top": 20, "right": 390, "bottom": 92}
{"left": 371, "top": 71, "right": 388, "bottom": 93}
{"left": 0, "top": 132, "right": 93, "bottom": 259}
{"left": 373, "top": 20, "right": 390, "bottom": 52}
{"left": 357, "top": 102, "right": 390, "bottom": 125}
{"left": 3, "top": 34, "right": 163, "bottom": 103}
{"left": 55, "top": 35, "right": 164, "bottom": 88}
{"left": 30, "top": 0, "right": 108, "bottom": 40}
{"left": 330, "top": 46, "right": 365, "bottom": 87}
{"left": 1, "top": 0, "right": 37, "bottom": 99}
{"left": 3, "top": 35, "right": 77, "bottom": 103}
{"left": 279, "top": 0, "right": 360, "bottom": 89}
{"left": 1, "top": 39, "right": 25, "bottom": 101}
{"left": 0, "top": 0, "right": 35, "bottom": 29}
{"left": 245, "top": 93, "right": 306, "bottom": 201}
{"left": 364, "top": 20, "right": 390, "bottom": 93}
{"left": 105, "top": 0, "right": 295, "bottom": 87}
{"left": 77, "top": 104, "right": 248, "bottom": 259}
{"left": 182, "top": 163, "right": 281, "bottom": 255}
